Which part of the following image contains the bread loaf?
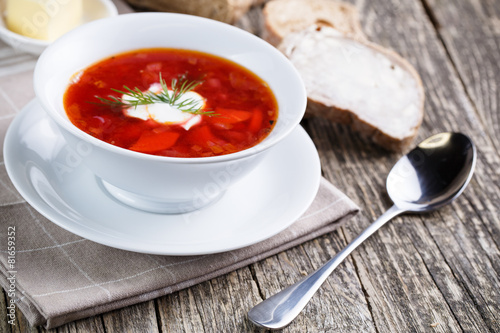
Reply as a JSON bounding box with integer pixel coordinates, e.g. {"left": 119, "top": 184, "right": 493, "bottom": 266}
{"left": 262, "top": 0, "right": 366, "bottom": 46}
{"left": 125, "top": 0, "right": 259, "bottom": 24}
{"left": 279, "top": 26, "right": 425, "bottom": 151}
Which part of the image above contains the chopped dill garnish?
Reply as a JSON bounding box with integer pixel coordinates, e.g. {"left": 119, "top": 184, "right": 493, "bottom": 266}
{"left": 95, "top": 74, "right": 215, "bottom": 116}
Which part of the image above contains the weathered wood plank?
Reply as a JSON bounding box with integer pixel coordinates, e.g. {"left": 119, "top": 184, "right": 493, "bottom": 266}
{"left": 324, "top": 0, "right": 500, "bottom": 332}
{"left": 156, "top": 288, "right": 206, "bottom": 332}
{"left": 250, "top": 231, "right": 377, "bottom": 332}
{"left": 0, "top": 290, "right": 12, "bottom": 333}
{"left": 44, "top": 316, "right": 105, "bottom": 333}
{"left": 303, "top": 118, "right": 469, "bottom": 332}
{"left": 424, "top": 0, "right": 500, "bottom": 268}
{"left": 240, "top": 0, "right": 499, "bottom": 330}
{"left": 424, "top": 0, "right": 500, "bottom": 151}
{"left": 155, "top": 267, "right": 262, "bottom": 332}
{"left": 101, "top": 301, "right": 159, "bottom": 332}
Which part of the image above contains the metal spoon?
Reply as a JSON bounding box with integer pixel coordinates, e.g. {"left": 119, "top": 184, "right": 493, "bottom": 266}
{"left": 248, "top": 132, "right": 476, "bottom": 330}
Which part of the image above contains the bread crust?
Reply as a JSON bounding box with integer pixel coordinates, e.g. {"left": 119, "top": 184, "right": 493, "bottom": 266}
{"left": 280, "top": 26, "right": 425, "bottom": 151}
{"left": 262, "top": 0, "right": 366, "bottom": 46}
{"left": 124, "top": 0, "right": 256, "bottom": 23}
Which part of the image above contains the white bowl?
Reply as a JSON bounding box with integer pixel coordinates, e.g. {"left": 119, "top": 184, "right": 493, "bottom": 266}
{"left": 0, "top": 0, "right": 118, "bottom": 55}
{"left": 34, "top": 12, "right": 307, "bottom": 214}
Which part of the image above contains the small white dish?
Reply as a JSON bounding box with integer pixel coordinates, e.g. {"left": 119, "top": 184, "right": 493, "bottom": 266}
{"left": 0, "top": 0, "right": 118, "bottom": 55}
{"left": 3, "top": 100, "right": 321, "bottom": 255}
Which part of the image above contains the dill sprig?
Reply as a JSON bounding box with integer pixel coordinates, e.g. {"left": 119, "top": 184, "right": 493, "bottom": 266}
{"left": 95, "top": 74, "right": 214, "bottom": 115}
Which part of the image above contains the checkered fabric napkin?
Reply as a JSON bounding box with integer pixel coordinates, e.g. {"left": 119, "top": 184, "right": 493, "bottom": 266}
{"left": 0, "top": 2, "right": 359, "bottom": 328}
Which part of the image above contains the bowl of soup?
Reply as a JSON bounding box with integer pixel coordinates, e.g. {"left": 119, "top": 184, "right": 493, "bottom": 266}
{"left": 34, "top": 12, "right": 307, "bottom": 214}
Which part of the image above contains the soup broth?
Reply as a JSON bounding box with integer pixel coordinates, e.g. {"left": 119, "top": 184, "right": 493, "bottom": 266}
{"left": 63, "top": 48, "right": 278, "bottom": 157}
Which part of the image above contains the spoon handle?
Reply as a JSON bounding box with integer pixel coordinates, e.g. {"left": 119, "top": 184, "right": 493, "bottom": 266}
{"left": 248, "top": 205, "right": 405, "bottom": 330}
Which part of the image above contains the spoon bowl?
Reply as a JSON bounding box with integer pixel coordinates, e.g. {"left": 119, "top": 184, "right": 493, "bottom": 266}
{"left": 387, "top": 132, "right": 476, "bottom": 211}
{"left": 248, "top": 132, "right": 476, "bottom": 330}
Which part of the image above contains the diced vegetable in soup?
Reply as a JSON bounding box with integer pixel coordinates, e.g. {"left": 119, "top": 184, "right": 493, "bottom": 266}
{"left": 63, "top": 48, "right": 278, "bottom": 157}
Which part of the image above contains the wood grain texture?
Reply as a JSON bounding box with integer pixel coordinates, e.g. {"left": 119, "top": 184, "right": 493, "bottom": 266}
{"left": 102, "top": 301, "right": 159, "bottom": 332}
{"left": 2, "top": 0, "right": 499, "bottom": 332}
{"left": 155, "top": 268, "right": 262, "bottom": 332}
{"left": 343, "top": 0, "right": 500, "bottom": 331}
{"left": 250, "top": 232, "right": 376, "bottom": 332}
{"left": 424, "top": 0, "right": 500, "bottom": 151}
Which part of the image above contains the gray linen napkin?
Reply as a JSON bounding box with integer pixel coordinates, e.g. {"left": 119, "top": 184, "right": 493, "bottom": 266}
{"left": 0, "top": 3, "right": 359, "bottom": 327}
{"left": 0, "top": 175, "right": 358, "bottom": 328}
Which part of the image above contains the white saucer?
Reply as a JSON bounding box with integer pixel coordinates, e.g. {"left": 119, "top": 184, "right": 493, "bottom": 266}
{"left": 3, "top": 100, "right": 321, "bottom": 255}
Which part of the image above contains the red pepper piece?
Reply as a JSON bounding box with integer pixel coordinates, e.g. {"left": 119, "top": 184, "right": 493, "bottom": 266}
{"left": 248, "top": 109, "right": 263, "bottom": 133}
{"left": 190, "top": 125, "right": 217, "bottom": 143}
{"left": 129, "top": 131, "right": 180, "bottom": 153}
{"left": 214, "top": 107, "right": 252, "bottom": 124}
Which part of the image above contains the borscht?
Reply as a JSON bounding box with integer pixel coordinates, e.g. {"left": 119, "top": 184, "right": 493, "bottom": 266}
{"left": 63, "top": 48, "right": 278, "bottom": 157}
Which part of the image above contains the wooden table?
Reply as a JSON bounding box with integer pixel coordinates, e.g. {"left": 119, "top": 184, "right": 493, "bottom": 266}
{"left": 3, "top": 0, "right": 499, "bottom": 332}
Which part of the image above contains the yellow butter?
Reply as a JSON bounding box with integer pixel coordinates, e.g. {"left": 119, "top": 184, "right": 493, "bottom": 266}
{"left": 6, "top": 0, "right": 83, "bottom": 41}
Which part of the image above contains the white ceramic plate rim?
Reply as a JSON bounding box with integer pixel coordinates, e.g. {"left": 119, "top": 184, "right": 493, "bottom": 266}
{"left": 3, "top": 99, "right": 321, "bottom": 255}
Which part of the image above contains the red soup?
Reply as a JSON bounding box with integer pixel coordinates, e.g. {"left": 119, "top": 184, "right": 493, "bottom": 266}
{"left": 63, "top": 48, "right": 278, "bottom": 157}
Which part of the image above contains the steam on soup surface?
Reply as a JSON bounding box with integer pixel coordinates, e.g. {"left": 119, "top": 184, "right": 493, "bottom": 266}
{"left": 63, "top": 48, "right": 278, "bottom": 157}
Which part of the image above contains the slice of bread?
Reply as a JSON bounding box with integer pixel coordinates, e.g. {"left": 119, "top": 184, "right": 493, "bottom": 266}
{"left": 262, "top": 0, "right": 366, "bottom": 46}
{"left": 279, "top": 26, "right": 425, "bottom": 151}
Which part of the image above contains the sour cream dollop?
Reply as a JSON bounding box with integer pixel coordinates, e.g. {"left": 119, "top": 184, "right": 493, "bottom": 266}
{"left": 122, "top": 83, "right": 204, "bottom": 130}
